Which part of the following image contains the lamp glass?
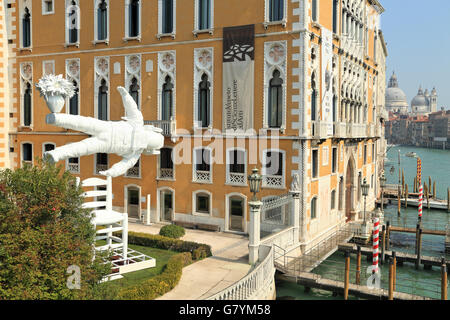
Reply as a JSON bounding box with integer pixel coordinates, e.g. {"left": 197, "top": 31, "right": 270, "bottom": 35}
{"left": 362, "top": 178, "right": 369, "bottom": 196}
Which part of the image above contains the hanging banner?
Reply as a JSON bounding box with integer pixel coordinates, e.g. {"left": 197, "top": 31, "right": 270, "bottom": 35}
{"left": 321, "top": 27, "right": 334, "bottom": 136}
{"left": 223, "top": 24, "right": 255, "bottom": 131}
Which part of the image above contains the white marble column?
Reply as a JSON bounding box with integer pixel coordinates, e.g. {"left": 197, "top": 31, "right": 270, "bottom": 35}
{"left": 248, "top": 201, "right": 262, "bottom": 265}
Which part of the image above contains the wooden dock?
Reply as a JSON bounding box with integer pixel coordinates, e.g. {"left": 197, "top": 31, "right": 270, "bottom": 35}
{"left": 338, "top": 244, "right": 450, "bottom": 269}
{"left": 278, "top": 273, "right": 431, "bottom": 300}
{"left": 389, "top": 226, "right": 446, "bottom": 236}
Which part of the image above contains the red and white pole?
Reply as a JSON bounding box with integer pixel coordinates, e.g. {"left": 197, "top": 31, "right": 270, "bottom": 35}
{"left": 418, "top": 184, "right": 423, "bottom": 220}
{"left": 372, "top": 216, "right": 380, "bottom": 273}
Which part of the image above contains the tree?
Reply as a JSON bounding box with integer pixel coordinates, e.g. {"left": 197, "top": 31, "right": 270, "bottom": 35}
{"left": 0, "top": 160, "right": 110, "bottom": 299}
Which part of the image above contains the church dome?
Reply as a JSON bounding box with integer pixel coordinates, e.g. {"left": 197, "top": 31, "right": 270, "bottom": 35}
{"left": 411, "top": 86, "right": 430, "bottom": 114}
{"left": 385, "top": 72, "right": 408, "bottom": 113}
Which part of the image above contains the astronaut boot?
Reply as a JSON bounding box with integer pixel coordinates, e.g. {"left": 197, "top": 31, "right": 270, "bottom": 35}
{"left": 46, "top": 113, "right": 56, "bottom": 125}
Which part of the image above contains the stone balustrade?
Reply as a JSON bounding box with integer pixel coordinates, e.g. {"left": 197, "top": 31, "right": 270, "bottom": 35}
{"left": 207, "top": 244, "right": 275, "bottom": 300}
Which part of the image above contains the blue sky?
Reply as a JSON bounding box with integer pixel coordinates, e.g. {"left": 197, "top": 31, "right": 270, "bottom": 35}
{"left": 381, "top": 0, "right": 450, "bottom": 109}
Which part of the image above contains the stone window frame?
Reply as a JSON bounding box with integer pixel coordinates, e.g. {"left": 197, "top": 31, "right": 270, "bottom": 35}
{"left": 263, "top": 0, "right": 288, "bottom": 28}
{"left": 192, "top": 190, "right": 212, "bottom": 216}
{"left": 124, "top": 0, "right": 142, "bottom": 41}
{"left": 157, "top": 0, "right": 177, "bottom": 40}
{"left": 193, "top": 0, "right": 214, "bottom": 36}
{"left": 261, "top": 149, "right": 286, "bottom": 190}
{"left": 42, "top": 0, "right": 54, "bottom": 15}
{"left": 93, "top": 0, "right": 110, "bottom": 45}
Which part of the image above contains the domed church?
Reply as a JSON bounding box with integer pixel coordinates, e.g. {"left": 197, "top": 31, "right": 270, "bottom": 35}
{"left": 385, "top": 72, "right": 409, "bottom": 114}
{"left": 411, "top": 86, "right": 438, "bottom": 115}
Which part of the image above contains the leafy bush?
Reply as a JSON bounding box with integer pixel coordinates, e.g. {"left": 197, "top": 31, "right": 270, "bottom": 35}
{"left": 126, "top": 232, "right": 212, "bottom": 259}
{"left": 0, "top": 160, "right": 110, "bottom": 300}
{"left": 116, "top": 252, "right": 192, "bottom": 300}
{"left": 159, "top": 224, "right": 185, "bottom": 239}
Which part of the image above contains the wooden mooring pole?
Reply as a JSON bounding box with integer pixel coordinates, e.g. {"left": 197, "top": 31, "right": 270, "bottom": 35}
{"left": 356, "top": 246, "right": 361, "bottom": 285}
{"left": 416, "top": 229, "right": 423, "bottom": 270}
{"left": 392, "top": 251, "right": 397, "bottom": 291}
{"left": 386, "top": 221, "right": 391, "bottom": 251}
{"left": 397, "top": 191, "right": 401, "bottom": 216}
{"left": 405, "top": 184, "right": 409, "bottom": 208}
{"left": 447, "top": 188, "right": 450, "bottom": 212}
{"left": 344, "top": 251, "right": 350, "bottom": 300}
{"left": 381, "top": 225, "right": 386, "bottom": 264}
{"left": 415, "top": 223, "right": 420, "bottom": 255}
{"left": 441, "top": 258, "right": 448, "bottom": 301}
{"left": 389, "top": 258, "right": 394, "bottom": 300}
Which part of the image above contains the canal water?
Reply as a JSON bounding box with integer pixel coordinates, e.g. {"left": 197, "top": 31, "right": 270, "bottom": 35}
{"left": 276, "top": 145, "right": 450, "bottom": 300}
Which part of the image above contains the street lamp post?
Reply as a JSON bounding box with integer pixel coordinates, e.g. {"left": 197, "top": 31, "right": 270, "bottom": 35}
{"left": 248, "top": 168, "right": 263, "bottom": 265}
{"left": 362, "top": 178, "right": 370, "bottom": 224}
{"left": 380, "top": 172, "right": 386, "bottom": 212}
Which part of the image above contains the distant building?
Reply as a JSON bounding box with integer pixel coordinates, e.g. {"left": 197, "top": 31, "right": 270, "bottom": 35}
{"left": 385, "top": 72, "right": 408, "bottom": 114}
{"left": 385, "top": 108, "right": 450, "bottom": 150}
{"left": 411, "top": 86, "right": 438, "bottom": 115}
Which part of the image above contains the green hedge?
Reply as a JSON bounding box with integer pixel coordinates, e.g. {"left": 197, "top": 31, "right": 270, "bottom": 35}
{"left": 159, "top": 224, "right": 186, "bottom": 239}
{"left": 116, "top": 252, "right": 192, "bottom": 300}
{"left": 127, "top": 232, "right": 212, "bottom": 258}
{"left": 114, "top": 232, "right": 212, "bottom": 300}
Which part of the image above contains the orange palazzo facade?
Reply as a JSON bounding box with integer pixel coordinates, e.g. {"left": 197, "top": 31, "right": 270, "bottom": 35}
{"left": 5, "top": 0, "right": 387, "bottom": 248}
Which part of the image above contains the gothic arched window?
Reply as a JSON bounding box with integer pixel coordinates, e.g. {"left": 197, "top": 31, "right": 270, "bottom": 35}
{"left": 198, "top": 74, "right": 210, "bottom": 128}
{"left": 24, "top": 82, "right": 32, "bottom": 126}
{"left": 129, "top": 77, "right": 140, "bottom": 107}
{"left": 97, "top": 0, "right": 108, "bottom": 41}
{"left": 23, "top": 8, "right": 31, "bottom": 48}
{"left": 162, "top": 76, "right": 173, "bottom": 121}
{"left": 268, "top": 69, "right": 283, "bottom": 128}
{"left": 129, "top": 0, "right": 140, "bottom": 37}
{"left": 69, "top": 81, "right": 79, "bottom": 115}
{"left": 98, "top": 79, "right": 108, "bottom": 120}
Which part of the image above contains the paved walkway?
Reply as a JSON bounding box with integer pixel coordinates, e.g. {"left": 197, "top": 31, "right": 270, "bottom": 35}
{"left": 128, "top": 222, "right": 252, "bottom": 300}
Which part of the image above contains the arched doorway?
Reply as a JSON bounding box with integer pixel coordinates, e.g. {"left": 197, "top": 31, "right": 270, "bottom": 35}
{"left": 229, "top": 196, "right": 245, "bottom": 232}
{"left": 225, "top": 193, "right": 247, "bottom": 233}
{"left": 345, "top": 159, "right": 355, "bottom": 222}
{"left": 126, "top": 186, "right": 141, "bottom": 219}
{"left": 159, "top": 188, "right": 174, "bottom": 222}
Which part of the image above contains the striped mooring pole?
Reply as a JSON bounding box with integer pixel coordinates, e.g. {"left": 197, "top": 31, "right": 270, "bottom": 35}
{"left": 417, "top": 158, "right": 422, "bottom": 186}
{"left": 372, "top": 216, "right": 380, "bottom": 273}
{"left": 418, "top": 184, "right": 423, "bottom": 220}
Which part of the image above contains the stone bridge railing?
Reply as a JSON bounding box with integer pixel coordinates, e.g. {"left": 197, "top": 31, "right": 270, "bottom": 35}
{"left": 207, "top": 244, "right": 275, "bottom": 300}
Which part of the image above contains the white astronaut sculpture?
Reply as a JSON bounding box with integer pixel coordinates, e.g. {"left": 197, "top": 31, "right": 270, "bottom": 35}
{"left": 44, "top": 86, "right": 164, "bottom": 177}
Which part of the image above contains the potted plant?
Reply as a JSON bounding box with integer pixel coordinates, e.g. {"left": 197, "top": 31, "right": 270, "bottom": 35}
{"left": 36, "top": 74, "right": 75, "bottom": 113}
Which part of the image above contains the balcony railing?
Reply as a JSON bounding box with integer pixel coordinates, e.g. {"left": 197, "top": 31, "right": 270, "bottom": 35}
{"left": 126, "top": 166, "right": 140, "bottom": 178}
{"left": 95, "top": 164, "right": 108, "bottom": 175}
{"left": 67, "top": 163, "right": 80, "bottom": 174}
{"left": 144, "top": 117, "right": 176, "bottom": 137}
{"left": 346, "top": 123, "right": 366, "bottom": 138}
{"left": 334, "top": 122, "right": 347, "bottom": 138}
{"left": 311, "top": 120, "right": 330, "bottom": 139}
{"left": 194, "top": 170, "right": 211, "bottom": 183}
{"left": 263, "top": 174, "right": 284, "bottom": 188}
{"left": 227, "top": 172, "right": 246, "bottom": 186}
{"left": 158, "top": 168, "right": 174, "bottom": 180}
{"left": 367, "top": 124, "right": 375, "bottom": 137}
